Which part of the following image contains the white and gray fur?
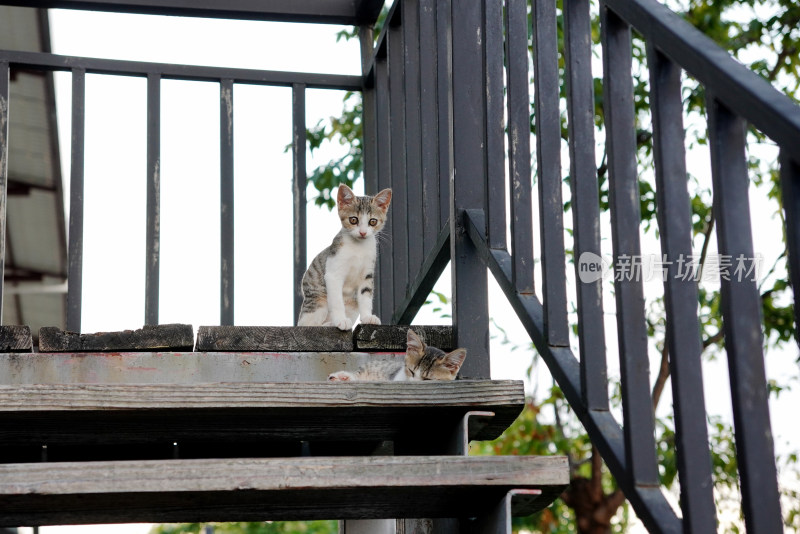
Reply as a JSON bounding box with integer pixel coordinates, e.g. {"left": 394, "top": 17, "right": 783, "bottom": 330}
{"left": 328, "top": 329, "right": 467, "bottom": 382}
{"left": 297, "top": 184, "right": 392, "bottom": 331}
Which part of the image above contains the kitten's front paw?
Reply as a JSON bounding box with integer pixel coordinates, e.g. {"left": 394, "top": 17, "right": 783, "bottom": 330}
{"left": 360, "top": 314, "right": 381, "bottom": 325}
{"left": 328, "top": 371, "right": 355, "bottom": 382}
{"left": 325, "top": 315, "right": 354, "bottom": 331}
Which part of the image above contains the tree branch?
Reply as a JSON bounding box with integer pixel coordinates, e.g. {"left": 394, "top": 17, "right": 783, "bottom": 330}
{"left": 553, "top": 394, "right": 577, "bottom": 473}
{"left": 702, "top": 329, "right": 725, "bottom": 349}
{"left": 768, "top": 45, "right": 792, "bottom": 82}
{"left": 651, "top": 337, "right": 670, "bottom": 410}
{"left": 590, "top": 445, "right": 604, "bottom": 502}
{"left": 650, "top": 209, "right": 715, "bottom": 410}
{"left": 698, "top": 210, "right": 715, "bottom": 276}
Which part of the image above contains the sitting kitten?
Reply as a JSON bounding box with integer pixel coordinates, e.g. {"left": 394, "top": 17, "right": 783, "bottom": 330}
{"left": 298, "top": 184, "right": 392, "bottom": 331}
{"left": 328, "top": 329, "right": 467, "bottom": 381}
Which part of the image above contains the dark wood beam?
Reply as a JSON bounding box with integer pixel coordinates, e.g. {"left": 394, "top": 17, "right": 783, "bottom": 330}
{"left": 0, "top": 0, "right": 386, "bottom": 25}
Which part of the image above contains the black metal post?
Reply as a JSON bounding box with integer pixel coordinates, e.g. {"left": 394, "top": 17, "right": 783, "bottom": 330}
{"left": 0, "top": 61, "right": 8, "bottom": 323}
{"left": 375, "top": 51, "right": 394, "bottom": 320}
{"left": 707, "top": 94, "right": 783, "bottom": 533}
{"left": 220, "top": 78, "right": 234, "bottom": 326}
{"left": 67, "top": 67, "right": 86, "bottom": 333}
{"left": 145, "top": 72, "right": 161, "bottom": 326}
{"left": 780, "top": 151, "right": 800, "bottom": 349}
{"left": 436, "top": 0, "right": 453, "bottom": 232}
{"left": 292, "top": 83, "right": 307, "bottom": 325}
{"left": 532, "top": 0, "right": 569, "bottom": 346}
{"left": 505, "top": 0, "right": 533, "bottom": 294}
{"left": 484, "top": 0, "right": 506, "bottom": 250}
{"left": 648, "top": 45, "right": 717, "bottom": 531}
{"left": 388, "top": 15, "right": 408, "bottom": 311}
{"left": 360, "top": 27, "right": 378, "bottom": 197}
{"left": 601, "top": 4, "right": 659, "bottom": 486}
{"left": 403, "top": 0, "right": 424, "bottom": 288}
{"left": 450, "top": 0, "right": 490, "bottom": 378}
{"left": 563, "top": 0, "right": 608, "bottom": 410}
{"left": 419, "top": 0, "right": 440, "bottom": 257}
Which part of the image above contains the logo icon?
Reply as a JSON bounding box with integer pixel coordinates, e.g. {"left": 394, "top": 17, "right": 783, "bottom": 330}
{"left": 578, "top": 252, "right": 610, "bottom": 283}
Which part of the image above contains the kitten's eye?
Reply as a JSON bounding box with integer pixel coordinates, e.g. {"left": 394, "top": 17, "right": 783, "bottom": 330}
{"left": 369, "top": 218, "right": 378, "bottom": 227}
{"left": 349, "top": 216, "right": 358, "bottom": 225}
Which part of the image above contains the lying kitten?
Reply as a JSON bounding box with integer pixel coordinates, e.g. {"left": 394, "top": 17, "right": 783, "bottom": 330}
{"left": 298, "top": 184, "right": 392, "bottom": 331}
{"left": 328, "top": 329, "right": 467, "bottom": 381}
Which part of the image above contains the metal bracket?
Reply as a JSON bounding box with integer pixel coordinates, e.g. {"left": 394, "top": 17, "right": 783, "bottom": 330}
{"left": 344, "top": 411, "right": 508, "bottom": 534}
{"left": 447, "top": 410, "right": 496, "bottom": 456}
{"left": 469, "top": 489, "right": 544, "bottom": 533}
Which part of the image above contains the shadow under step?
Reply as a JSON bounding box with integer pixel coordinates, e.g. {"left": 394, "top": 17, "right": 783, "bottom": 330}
{"left": 0, "top": 455, "right": 569, "bottom": 526}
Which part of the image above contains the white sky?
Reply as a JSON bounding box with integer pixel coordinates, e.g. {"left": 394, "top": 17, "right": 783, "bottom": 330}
{"left": 17, "top": 5, "right": 800, "bottom": 533}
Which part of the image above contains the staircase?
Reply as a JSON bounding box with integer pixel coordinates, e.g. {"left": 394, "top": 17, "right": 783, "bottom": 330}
{"left": 0, "top": 324, "right": 569, "bottom": 531}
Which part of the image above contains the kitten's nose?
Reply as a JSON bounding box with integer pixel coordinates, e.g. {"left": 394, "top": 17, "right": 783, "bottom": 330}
{"left": 359, "top": 230, "right": 367, "bottom": 237}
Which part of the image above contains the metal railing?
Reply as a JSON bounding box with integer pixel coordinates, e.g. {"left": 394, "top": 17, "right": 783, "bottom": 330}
{"left": 0, "top": 49, "right": 359, "bottom": 331}
{"left": 1, "top": 0, "right": 799, "bottom": 532}
{"left": 360, "top": 0, "right": 799, "bottom": 532}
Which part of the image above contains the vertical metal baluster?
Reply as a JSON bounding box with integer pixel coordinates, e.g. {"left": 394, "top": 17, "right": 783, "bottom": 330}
{"left": 648, "top": 45, "right": 717, "bottom": 531}
{"left": 485, "top": 0, "right": 506, "bottom": 250}
{"left": 375, "top": 50, "right": 394, "bottom": 320}
{"left": 360, "top": 28, "right": 379, "bottom": 198}
{"left": 404, "top": 0, "right": 424, "bottom": 288}
{"left": 564, "top": 0, "right": 608, "bottom": 409}
{"left": 0, "top": 61, "right": 8, "bottom": 322}
{"left": 419, "top": 0, "right": 440, "bottom": 257}
{"left": 144, "top": 72, "right": 161, "bottom": 326}
{"left": 67, "top": 68, "right": 86, "bottom": 333}
{"left": 601, "top": 5, "right": 659, "bottom": 486}
{"left": 220, "top": 78, "right": 234, "bottom": 326}
{"left": 505, "top": 0, "right": 533, "bottom": 293}
{"left": 292, "top": 83, "right": 307, "bottom": 325}
{"left": 532, "top": 0, "right": 569, "bottom": 346}
{"left": 360, "top": 28, "right": 382, "bottom": 322}
{"left": 780, "top": 151, "right": 800, "bottom": 348}
{"left": 707, "top": 94, "right": 783, "bottom": 533}
{"left": 388, "top": 16, "right": 409, "bottom": 313}
{"left": 451, "top": 0, "right": 491, "bottom": 378}
{"left": 437, "top": 0, "right": 453, "bottom": 233}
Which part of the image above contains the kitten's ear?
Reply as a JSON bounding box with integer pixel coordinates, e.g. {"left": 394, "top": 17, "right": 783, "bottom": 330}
{"left": 405, "top": 329, "right": 424, "bottom": 365}
{"left": 406, "top": 328, "right": 424, "bottom": 354}
{"left": 338, "top": 184, "right": 356, "bottom": 207}
{"left": 442, "top": 348, "right": 467, "bottom": 376}
{"left": 373, "top": 188, "right": 392, "bottom": 211}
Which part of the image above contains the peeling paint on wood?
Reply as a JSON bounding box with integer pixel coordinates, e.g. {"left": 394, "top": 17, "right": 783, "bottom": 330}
{"left": 38, "top": 324, "right": 194, "bottom": 352}
{"left": 0, "top": 350, "right": 400, "bottom": 384}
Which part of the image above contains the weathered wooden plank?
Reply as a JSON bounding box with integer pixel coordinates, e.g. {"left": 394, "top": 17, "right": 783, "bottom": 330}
{"left": 0, "top": 351, "right": 400, "bottom": 385}
{"left": 0, "top": 381, "right": 524, "bottom": 449}
{"left": 354, "top": 325, "right": 455, "bottom": 351}
{"left": 38, "top": 324, "right": 194, "bottom": 352}
{"left": 196, "top": 326, "right": 354, "bottom": 352}
{"left": 0, "top": 455, "right": 569, "bottom": 526}
{"left": 0, "top": 325, "right": 32, "bottom": 353}
{"left": 0, "top": 381, "right": 523, "bottom": 411}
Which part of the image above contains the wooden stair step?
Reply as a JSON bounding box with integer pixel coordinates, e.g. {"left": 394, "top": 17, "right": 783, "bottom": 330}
{"left": 0, "top": 381, "right": 524, "bottom": 457}
{"left": 0, "top": 455, "right": 569, "bottom": 526}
